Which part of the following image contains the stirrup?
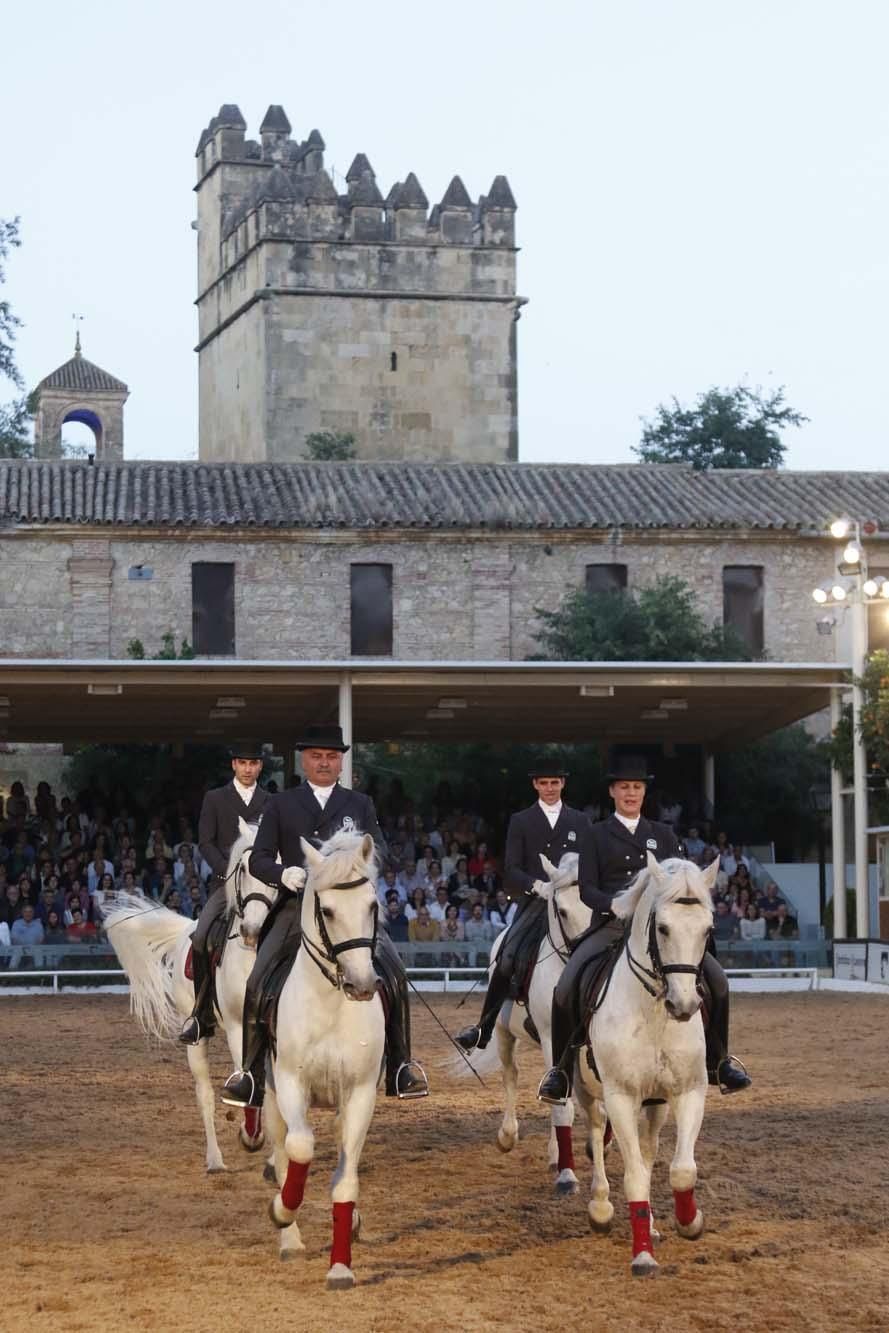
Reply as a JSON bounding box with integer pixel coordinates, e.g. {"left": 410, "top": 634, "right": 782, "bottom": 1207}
{"left": 178, "top": 1015, "right": 207, "bottom": 1046}
{"left": 221, "top": 1069, "right": 256, "bottom": 1108}
{"left": 454, "top": 1025, "right": 482, "bottom": 1053}
{"left": 395, "top": 1061, "right": 429, "bottom": 1100}
{"left": 537, "top": 1067, "right": 570, "bottom": 1106}
{"left": 710, "top": 1055, "right": 751, "bottom": 1095}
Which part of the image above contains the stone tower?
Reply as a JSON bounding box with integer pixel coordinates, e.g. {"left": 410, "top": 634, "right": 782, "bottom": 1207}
{"left": 33, "top": 333, "right": 129, "bottom": 461}
{"left": 194, "top": 104, "right": 522, "bottom": 464}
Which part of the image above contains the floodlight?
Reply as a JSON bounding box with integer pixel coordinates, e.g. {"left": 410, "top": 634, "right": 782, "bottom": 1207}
{"left": 831, "top": 584, "right": 847, "bottom": 601}
{"left": 812, "top": 587, "right": 828, "bottom": 604}
{"left": 863, "top": 579, "right": 879, "bottom": 598}
{"left": 829, "top": 519, "right": 850, "bottom": 540}
{"left": 843, "top": 543, "right": 861, "bottom": 565}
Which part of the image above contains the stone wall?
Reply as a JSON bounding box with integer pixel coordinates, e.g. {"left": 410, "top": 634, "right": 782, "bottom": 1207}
{"left": 0, "top": 526, "right": 844, "bottom": 664}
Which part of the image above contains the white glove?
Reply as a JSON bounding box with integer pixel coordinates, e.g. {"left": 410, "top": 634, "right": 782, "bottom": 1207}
{"left": 281, "top": 866, "right": 307, "bottom": 892}
{"left": 531, "top": 880, "right": 547, "bottom": 897}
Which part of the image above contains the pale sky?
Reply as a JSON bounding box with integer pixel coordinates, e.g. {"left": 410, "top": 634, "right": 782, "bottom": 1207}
{"left": 4, "top": 0, "right": 888, "bottom": 469}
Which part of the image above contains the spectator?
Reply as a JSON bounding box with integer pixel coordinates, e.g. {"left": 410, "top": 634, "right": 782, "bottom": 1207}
{"left": 382, "top": 896, "right": 409, "bottom": 943}
{"left": 408, "top": 905, "right": 439, "bottom": 945}
{"left": 376, "top": 867, "right": 401, "bottom": 906}
{"left": 0, "top": 882, "right": 23, "bottom": 927}
{"left": 732, "top": 886, "right": 753, "bottom": 920}
{"left": 87, "top": 851, "right": 114, "bottom": 895}
{"left": 464, "top": 901, "right": 495, "bottom": 964}
{"left": 65, "top": 906, "right": 96, "bottom": 943}
{"left": 490, "top": 889, "right": 517, "bottom": 930}
{"left": 757, "top": 881, "right": 785, "bottom": 924}
{"left": 5, "top": 781, "right": 31, "bottom": 821}
{"left": 467, "top": 841, "right": 490, "bottom": 879}
{"left": 173, "top": 843, "right": 198, "bottom": 884}
{"left": 424, "top": 859, "right": 447, "bottom": 899}
{"left": 34, "top": 781, "right": 58, "bottom": 826}
{"left": 0, "top": 918, "right": 9, "bottom": 947}
{"left": 43, "top": 909, "right": 65, "bottom": 943}
{"left": 403, "top": 886, "right": 428, "bottom": 922}
{"left": 474, "top": 860, "right": 501, "bottom": 900}
{"left": 739, "top": 903, "right": 766, "bottom": 941}
{"left": 439, "top": 902, "right": 465, "bottom": 965}
{"left": 427, "top": 884, "right": 453, "bottom": 923}
{"left": 447, "top": 858, "right": 474, "bottom": 904}
{"left": 10, "top": 903, "right": 44, "bottom": 963}
{"left": 712, "top": 899, "right": 738, "bottom": 944}
{"left": 683, "top": 827, "right": 706, "bottom": 864}
{"left": 397, "top": 859, "right": 423, "bottom": 900}
{"left": 183, "top": 881, "right": 205, "bottom": 919}
{"left": 769, "top": 903, "right": 799, "bottom": 940}
{"left": 441, "top": 839, "right": 463, "bottom": 880}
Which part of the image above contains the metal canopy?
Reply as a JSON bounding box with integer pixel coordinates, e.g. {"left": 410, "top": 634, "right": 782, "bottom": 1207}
{"left": 0, "top": 659, "right": 847, "bottom": 750}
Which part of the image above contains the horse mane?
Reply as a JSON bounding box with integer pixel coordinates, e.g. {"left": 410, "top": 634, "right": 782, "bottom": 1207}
{"left": 611, "top": 857, "right": 712, "bottom": 923}
{"left": 310, "top": 829, "right": 379, "bottom": 892}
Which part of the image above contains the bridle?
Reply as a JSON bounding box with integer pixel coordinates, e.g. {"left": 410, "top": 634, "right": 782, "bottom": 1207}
{"left": 625, "top": 896, "right": 707, "bottom": 1000}
{"left": 546, "top": 880, "right": 584, "bottom": 962}
{"left": 301, "top": 874, "right": 379, "bottom": 990}
{"left": 228, "top": 856, "right": 277, "bottom": 936}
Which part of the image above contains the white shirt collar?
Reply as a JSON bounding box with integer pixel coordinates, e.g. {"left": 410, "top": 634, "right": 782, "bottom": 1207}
{"left": 614, "top": 812, "right": 640, "bottom": 834}
{"left": 539, "top": 799, "right": 562, "bottom": 826}
{"left": 309, "top": 781, "right": 336, "bottom": 808}
{"left": 233, "top": 778, "right": 256, "bottom": 804}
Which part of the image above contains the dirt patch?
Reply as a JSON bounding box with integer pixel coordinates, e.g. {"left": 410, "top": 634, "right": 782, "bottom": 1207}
{"left": 3, "top": 991, "right": 889, "bottom": 1332}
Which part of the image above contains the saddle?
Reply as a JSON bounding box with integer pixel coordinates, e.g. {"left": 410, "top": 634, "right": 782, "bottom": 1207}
{"left": 499, "top": 898, "right": 549, "bottom": 1006}
{"left": 185, "top": 909, "right": 233, "bottom": 986}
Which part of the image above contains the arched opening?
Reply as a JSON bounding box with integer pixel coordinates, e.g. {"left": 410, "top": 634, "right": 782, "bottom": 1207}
{"left": 61, "top": 407, "right": 103, "bottom": 458}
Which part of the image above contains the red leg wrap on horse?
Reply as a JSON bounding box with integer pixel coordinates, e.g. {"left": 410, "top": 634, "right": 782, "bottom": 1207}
{"left": 555, "top": 1125, "right": 575, "bottom": 1171}
{"left": 628, "top": 1201, "right": 653, "bottom": 1257}
{"left": 330, "top": 1202, "right": 354, "bottom": 1270}
{"left": 281, "top": 1160, "right": 310, "bottom": 1212}
{"left": 673, "top": 1187, "right": 697, "bottom": 1227}
{"left": 243, "top": 1107, "right": 261, "bottom": 1141}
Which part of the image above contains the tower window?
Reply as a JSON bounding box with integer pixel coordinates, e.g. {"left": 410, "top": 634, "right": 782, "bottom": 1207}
{"left": 723, "top": 566, "right": 764, "bottom": 656}
{"left": 586, "top": 564, "right": 628, "bottom": 594}
{"left": 192, "top": 562, "right": 235, "bottom": 656}
{"left": 390, "top": 352, "right": 398, "bottom": 372}
{"left": 351, "top": 564, "right": 393, "bottom": 656}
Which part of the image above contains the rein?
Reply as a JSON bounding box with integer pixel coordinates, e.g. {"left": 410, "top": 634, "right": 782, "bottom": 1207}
{"left": 301, "top": 874, "right": 379, "bottom": 990}
{"left": 546, "top": 880, "right": 582, "bottom": 962}
{"left": 227, "top": 857, "right": 277, "bottom": 939}
{"left": 625, "top": 897, "right": 706, "bottom": 1000}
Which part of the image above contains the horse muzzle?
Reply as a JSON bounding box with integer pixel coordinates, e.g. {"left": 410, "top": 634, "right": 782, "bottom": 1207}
{"left": 665, "top": 995, "right": 701, "bottom": 1021}
{"left": 239, "top": 924, "right": 260, "bottom": 949}
{"left": 342, "top": 981, "right": 377, "bottom": 1002}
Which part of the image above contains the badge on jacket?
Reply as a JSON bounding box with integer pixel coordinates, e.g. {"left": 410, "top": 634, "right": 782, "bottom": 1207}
{"left": 646, "top": 838, "right": 657, "bottom": 849}
{"left": 568, "top": 831, "right": 576, "bottom": 842}
{"left": 341, "top": 815, "right": 356, "bottom": 832}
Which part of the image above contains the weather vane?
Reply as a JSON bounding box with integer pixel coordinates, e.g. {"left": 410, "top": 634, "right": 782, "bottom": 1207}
{"left": 72, "top": 312, "right": 84, "bottom": 354}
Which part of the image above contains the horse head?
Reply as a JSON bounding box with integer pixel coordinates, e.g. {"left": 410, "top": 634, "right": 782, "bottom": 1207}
{"left": 226, "top": 816, "right": 278, "bottom": 948}
{"left": 613, "top": 853, "right": 716, "bottom": 1019}
{"left": 300, "top": 830, "right": 380, "bottom": 1001}
{"left": 538, "top": 852, "right": 591, "bottom": 953}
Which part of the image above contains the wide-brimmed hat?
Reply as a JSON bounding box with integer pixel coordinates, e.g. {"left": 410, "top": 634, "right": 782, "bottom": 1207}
{"left": 296, "top": 723, "right": 350, "bottom": 753}
{"left": 527, "top": 756, "right": 569, "bottom": 778}
{"left": 228, "top": 741, "right": 266, "bottom": 761}
{"left": 606, "top": 754, "right": 654, "bottom": 783}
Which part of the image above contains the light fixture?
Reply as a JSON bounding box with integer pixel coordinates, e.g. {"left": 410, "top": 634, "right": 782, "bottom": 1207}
{"left": 640, "top": 709, "right": 669, "bottom": 720}
{"left": 436, "top": 697, "right": 468, "bottom": 709}
{"left": 209, "top": 709, "right": 238, "bottom": 719}
{"left": 843, "top": 542, "right": 861, "bottom": 565}
{"left": 0, "top": 696, "right": 9, "bottom": 707}
{"left": 216, "top": 696, "right": 246, "bottom": 708}
{"left": 425, "top": 709, "right": 455, "bottom": 720}
{"left": 579, "top": 685, "right": 615, "bottom": 698}
{"left": 831, "top": 584, "right": 848, "bottom": 601}
{"left": 816, "top": 616, "right": 836, "bottom": 636}
{"left": 863, "top": 579, "right": 879, "bottom": 598}
{"left": 830, "top": 518, "right": 851, "bottom": 540}
{"left": 87, "top": 683, "right": 123, "bottom": 696}
{"left": 882, "top": 581, "right": 889, "bottom": 599}
{"left": 659, "top": 698, "right": 688, "bottom": 711}
{"left": 812, "top": 587, "right": 828, "bottom": 604}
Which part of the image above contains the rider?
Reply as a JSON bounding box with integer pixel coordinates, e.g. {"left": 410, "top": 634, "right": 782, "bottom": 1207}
{"left": 220, "top": 723, "right": 429, "bottom": 1109}
{"left": 178, "top": 742, "right": 269, "bottom": 1045}
{"left": 455, "top": 759, "right": 590, "bottom": 1053}
{"left": 536, "top": 755, "right": 752, "bottom": 1104}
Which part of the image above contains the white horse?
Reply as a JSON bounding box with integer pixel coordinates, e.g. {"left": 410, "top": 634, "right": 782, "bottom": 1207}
{"left": 573, "top": 853, "right": 718, "bottom": 1275}
{"left": 102, "top": 820, "right": 278, "bottom": 1173}
{"left": 467, "top": 852, "right": 592, "bottom": 1194}
{"left": 265, "top": 830, "right": 385, "bottom": 1290}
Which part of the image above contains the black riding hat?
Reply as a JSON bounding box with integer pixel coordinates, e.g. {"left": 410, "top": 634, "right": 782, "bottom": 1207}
{"left": 228, "top": 741, "right": 265, "bottom": 761}
{"left": 606, "top": 754, "right": 654, "bottom": 783}
{"left": 296, "top": 723, "right": 350, "bottom": 753}
{"left": 527, "top": 756, "right": 569, "bottom": 778}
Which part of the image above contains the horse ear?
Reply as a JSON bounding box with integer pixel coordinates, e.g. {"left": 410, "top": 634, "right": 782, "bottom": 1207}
{"left": 300, "top": 837, "right": 323, "bottom": 867}
{"left": 700, "top": 856, "right": 720, "bottom": 892}
{"left": 539, "top": 854, "right": 558, "bottom": 880}
{"left": 360, "top": 832, "right": 375, "bottom": 864}
{"left": 238, "top": 815, "right": 253, "bottom": 840}
{"left": 646, "top": 851, "right": 664, "bottom": 880}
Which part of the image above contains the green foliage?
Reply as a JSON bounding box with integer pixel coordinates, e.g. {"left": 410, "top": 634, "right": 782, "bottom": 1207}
{"left": 0, "top": 216, "right": 23, "bottom": 391}
{"left": 532, "top": 575, "right": 754, "bottom": 662}
{"left": 65, "top": 743, "right": 232, "bottom": 815}
{"left": 127, "top": 633, "right": 195, "bottom": 661}
{"left": 305, "top": 431, "right": 356, "bottom": 461}
{"left": 634, "top": 384, "right": 807, "bottom": 471}
{"left": 0, "top": 396, "right": 32, "bottom": 457}
{"left": 716, "top": 724, "right": 830, "bottom": 859}
{"left": 824, "top": 650, "right": 889, "bottom": 822}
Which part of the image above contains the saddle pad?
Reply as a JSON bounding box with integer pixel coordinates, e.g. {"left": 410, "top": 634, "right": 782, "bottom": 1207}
{"left": 184, "top": 943, "right": 194, "bottom": 981}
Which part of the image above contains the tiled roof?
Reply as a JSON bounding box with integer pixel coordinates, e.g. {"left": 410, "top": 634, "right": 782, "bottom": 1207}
{"left": 37, "top": 355, "right": 128, "bottom": 395}
{"left": 0, "top": 460, "right": 887, "bottom": 533}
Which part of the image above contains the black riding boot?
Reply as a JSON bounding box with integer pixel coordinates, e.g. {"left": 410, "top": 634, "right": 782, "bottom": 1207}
{"left": 703, "top": 954, "right": 751, "bottom": 1095}
{"left": 221, "top": 981, "right": 266, "bottom": 1108}
{"left": 455, "top": 971, "right": 511, "bottom": 1052}
{"left": 536, "top": 982, "right": 576, "bottom": 1105}
{"left": 178, "top": 945, "right": 216, "bottom": 1044}
{"left": 375, "top": 943, "right": 428, "bottom": 1099}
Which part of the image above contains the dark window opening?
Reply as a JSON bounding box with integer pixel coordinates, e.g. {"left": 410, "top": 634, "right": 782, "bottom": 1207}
{"left": 192, "top": 562, "right": 235, "bottom": 656}
{"left": 723, "top": 566, "right": 763, "bottom": 656}
{"left": 390, "top": 351, "right": 398, "bottom": 371}
{"left": 868, "top": 566, "right": 889, "bottom": 653}
{"left": 586, "top": 564, "right": 628, "bottom": 595}
{"left": 351, "top": 563, "right": 393, "bottom": 656}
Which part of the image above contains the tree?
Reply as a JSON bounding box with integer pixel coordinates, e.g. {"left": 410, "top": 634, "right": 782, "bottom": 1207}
{"left": 633, "top": 384, "right": 807, "bottom": 471}
{"left": 0, "top": 216, "right": 23, "bottom": 392}
{"left": 825, "top": 649, "right": 889, "bottom": 823}
{"left": 305, "top": 431, "right": 356, "bottom": 461}
{"left": 716, "top": 724, "right": 830, "bottom": 859}
{"left": 532, "top": 575, "right": 753, "bottom": 662}
{"left": 0, "top": 395, "right": 32, "bottom": 457}
{"left": 127, "top": 632, "right": 196, "bottom": 660}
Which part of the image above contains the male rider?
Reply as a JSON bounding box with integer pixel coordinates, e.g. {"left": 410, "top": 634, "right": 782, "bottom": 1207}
{"left": 221, "top": 723, "right": 428, "bottom": 1108}
{"left": 537, "top": 755, "right": 751, "bottom": 1104}
{"left": 178, "top": 743, "right": 268, "bottom": 1044}
{"left": 455, "top": 760, "right": 589, "bottom": 1053}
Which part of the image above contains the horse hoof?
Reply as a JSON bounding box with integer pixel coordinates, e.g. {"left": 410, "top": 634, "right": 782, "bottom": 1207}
{"left": 280, "top": 1246, "right": 305, "bottom": 1262}
{"left": 496, "top": 1130, "right": 516, "bottom": 1154}
{"left": 676, "top": 1210, "right": 704, "bottom": 1240}
{"left": 326, "top": 1263, "right": 355, "bottom": 1290}
{"left": 240, "top": 1128, "right": 265, "bottom": 1154}
{"left": 352, "top": 1209, "right": 362, "bottom": 1240}
{"left": 631, "top": 1253, "right": 659, "bottom": 1277}
{"left": 268, "top": 1196, "right": 295, "bottom": 1230}
{"left": 555, "top": 1174, "right": 579, "bottom": 1197}
{"left": 263, "top": 1162, "right": 277, "bottom": 1185}
{"left": 206, "top": 1163, "right": 227, "bottom": 1175}
{"left": 588, "top": 1215, "right": 612, "bottom": 1234}
{"left": 587, "top": 1202, "right": 613, "bottom": 1234}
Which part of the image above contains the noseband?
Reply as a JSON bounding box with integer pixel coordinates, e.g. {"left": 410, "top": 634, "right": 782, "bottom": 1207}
{"left": 625, "top": 896, "right": 706, "bottom": 999}
{"left": 547, "top": 881, "right": 582, "bottom": 961}
{"left": 302, "top": 874, "right": 379, "bottom": 990}
{"left": 232, "top": 858, "right": 277, "bottom": 922}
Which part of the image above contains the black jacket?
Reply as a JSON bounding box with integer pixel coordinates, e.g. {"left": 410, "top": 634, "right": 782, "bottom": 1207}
{"left": 504, "top": 803, "right": 590, "bottom": 913}
{"left": 198, "top": 782, "right": 269, "bottom": 884}
{"left": 249, "top": 783, "right": 385, "bottom": 892}
{"left": 579, "top": 814, "right": 680, "bottom": 915}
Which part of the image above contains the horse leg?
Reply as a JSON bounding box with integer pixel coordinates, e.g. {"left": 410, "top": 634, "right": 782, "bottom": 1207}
{"left": 575, "top": 1076, "right": 612, "bottom": 1233}
{"left": 495, "top": 1019, "right": 520, "bottom": 1154}
{"left": 543, "top": 1032, "right": 578, "bottom": 1196}
{"left": 185, "top": 1040, "right": 225, "bottom": 1174}
{"left": 639, "top": 1102, "right": 669, "bottom": 1244}
{"left": 224, "top": 1012, "right": 264, "bottom": 1154}
{"left": 268, "top": 1071, "right": 311, "bottom": 1260}
{"left": 669, "top": 1087, "right": 706, "bottom": 1240}
{"left": 327, "top": 1082, "right": 377, "bottom": 1290}
{"left": 607, "top": 1090, "right": 658, "bottom": 1276}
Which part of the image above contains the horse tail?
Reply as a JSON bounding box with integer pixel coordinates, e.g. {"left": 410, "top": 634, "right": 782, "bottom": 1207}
{"left": 448, "top": 1041, "right": 502, "bottom": 1079}
{"left": 102, "top": 892, "right": 196, "bottom": 1041}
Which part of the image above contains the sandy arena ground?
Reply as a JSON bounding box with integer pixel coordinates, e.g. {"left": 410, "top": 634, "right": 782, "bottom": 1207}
{"left": 3, "top": 990, "right": 889, "bottom": 1332}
